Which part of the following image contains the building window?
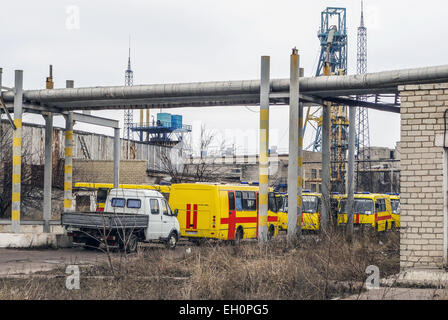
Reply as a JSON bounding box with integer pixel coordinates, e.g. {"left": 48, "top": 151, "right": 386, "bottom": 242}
{"left": 311, "top": 184, "right": 317, "bottom": 193}
{"left": 311, "top": 169, "right": 317, "bottom": 179}
{"left": 318, "top": 184, "right": 322, "bottom": 193}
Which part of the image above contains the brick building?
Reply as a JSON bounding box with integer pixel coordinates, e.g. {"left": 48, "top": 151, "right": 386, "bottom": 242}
{"left": 399, "top": 83, "right": 448, "bottom": 270}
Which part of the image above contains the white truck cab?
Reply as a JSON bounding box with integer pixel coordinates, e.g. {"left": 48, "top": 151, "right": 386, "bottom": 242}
{"left": 62, "top": 188, "right": 180, "bottom": 251}
{"left": 106, "top": 188, "right": 180, "bottom": 244}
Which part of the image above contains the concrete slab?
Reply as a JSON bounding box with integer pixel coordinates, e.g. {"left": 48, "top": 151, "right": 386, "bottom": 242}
{"left": 382, "top": 269, "right": 448, "bottom": 288}
{"left": 0, "top": 233, "right": 72, "bottom": 249}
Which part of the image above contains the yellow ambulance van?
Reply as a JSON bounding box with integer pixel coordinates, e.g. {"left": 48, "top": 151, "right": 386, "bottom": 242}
{"left": 389, "top": 194, "right": 400, "bottom": 228}
{"left": 168, "top": 183, "right": 280, "bottom": 241}
{"left": 337, "top": 193, "right": 393, "bottom": 232}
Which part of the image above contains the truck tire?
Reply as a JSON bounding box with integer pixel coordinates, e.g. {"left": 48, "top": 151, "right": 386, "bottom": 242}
{"left": 166, "top": 231, "right": 178, "bottom": 250}
{"left": 267, "top": 225, "right": 275, "bottom": 241}
{"left": 123, "top": 234, "right": 138, "bottom": 253}
{"left": 234, "top": 227, "right": 244, "bottom": 245}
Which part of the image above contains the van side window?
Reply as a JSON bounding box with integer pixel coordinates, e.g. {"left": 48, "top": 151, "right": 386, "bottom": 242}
{"left": 163, "top": 200, "right": 172, "bottom": 216}
{"left": 228, "top": 192, "right": 236, "bottom": 211}
{"left": 268, "top": 193, "right": 278, "bottom": 212}
{"left": 150, "top": 199, "right": 160, "bottom": 215}
{"left": 242, "top": 191, "right": 257, "bottom": 211}
{"left": 111, "top": 198, "right": 125, "bottom": 208}
{"left": 127, "top": 199, "right": 141, "bottom": 209}
{"left": 235, "top": 191, "right": 243, "bottom": 211}
{"left": 161, "top": 200, "right": 169, "bottom": 215}
{"left": 376, "top": 199, "right": 386, "bottom": 212}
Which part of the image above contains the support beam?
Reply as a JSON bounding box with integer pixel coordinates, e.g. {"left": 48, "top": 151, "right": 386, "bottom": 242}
{"left": 11, "top": 70, "right": 23, "bottom": 233}
{"left": 346, "top": 106, "right": 356, "bottom": 239}
{"left": 114, "top": 127, "right": 120, "bottom": 188}
{"left": 321, "top": 102, "right": 331, "bottom": 232}
{"left": 71, "top": 112, "right": 119, "bottom": 129}
{"left": 43, "top": 113, "right": 53, "bottom": 233}
{"left": 258, "top": 56, "right": 270, "bottom": 244}
{"left": 288, "top": 49, "right": 300, "bottom": 240}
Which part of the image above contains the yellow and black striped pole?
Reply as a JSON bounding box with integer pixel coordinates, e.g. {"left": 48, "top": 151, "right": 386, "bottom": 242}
{"left": 11, "top": 70, "right": 23, "bottom": 233}
{"left": 258, "top": 56, "right": 270, "bottom": 244}
{"left": 64, "top": 112, "right": 74, "bottom": 212}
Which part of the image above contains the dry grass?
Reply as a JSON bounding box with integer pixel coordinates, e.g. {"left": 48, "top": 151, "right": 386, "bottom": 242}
{"left": 0, "top": 229, "right": 400, "bottom": 300}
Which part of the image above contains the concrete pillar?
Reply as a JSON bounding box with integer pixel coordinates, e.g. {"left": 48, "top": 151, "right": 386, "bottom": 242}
{"left": 64, "top": 80, "right": 74, "bottom": 212}
{"left": 321, "top": 102, "right": 331, "bottom": 232}
{"left": 11, "top": 70, "right": 23, "bottom": 233}
{"left": 346, "top": 106, "right": 356, "bottom": 238}
{"left": 258, "top": 56, "right": 270, "bottom": 244}
{"left": 114, "top": 127, "right": 120, "bottom": 188}
{"left": 0, "top": 68, "right": 3, "bottom": 197}
{"left": 43, "top": 113, "right": 53, "bottom": 233}
{"left": 298, "top": 100, "right": 304, "bottom": 232}
{"left": 288, "top": 49, "right": 300, "bottom": 239}
{"left": 64, "top": 112, "right": 74, "bottom": 212}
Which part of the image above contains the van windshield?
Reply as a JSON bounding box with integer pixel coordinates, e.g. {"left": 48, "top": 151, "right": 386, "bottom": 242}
{"left": 391, "top": 199, "right": 400, "bottom": 214}
{"left": 340, "top": 199, "right": 374, "bottom": 215}
{"left": 283, "top": 195, "right": 319, "bottom": 213}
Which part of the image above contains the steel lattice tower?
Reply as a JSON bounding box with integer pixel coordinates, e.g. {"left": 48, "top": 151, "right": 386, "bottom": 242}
{"left": 124, "top": 43, "right": 134, "bottom": 148}
{"left": 356, "top": 1, "right": 372, "bottom": 191}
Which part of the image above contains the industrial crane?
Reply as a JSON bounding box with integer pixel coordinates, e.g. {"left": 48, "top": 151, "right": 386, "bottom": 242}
{"left": 303, "top": 7, "right": 349, "bottom": 193}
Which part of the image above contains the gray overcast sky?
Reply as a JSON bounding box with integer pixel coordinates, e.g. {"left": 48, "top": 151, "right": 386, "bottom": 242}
{"left": 1, "top": 0, "right": 447, "bottom": 153}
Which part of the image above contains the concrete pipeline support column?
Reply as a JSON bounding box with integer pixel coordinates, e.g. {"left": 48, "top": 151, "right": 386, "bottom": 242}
{"left": 64, "top": 80, "right": 74, "bottom": 213}
{"left": 298, "top": 100, "right": 304, "bottom": 234}
{"left": 346, "top": 106, "right": 356, "bottom": 239}
{"left": 321, "top": 102, "right": 331, "bottom": 233}
{"left": 258, "top": 56, "right": 270, "bottom": 244}
{"left": 43, "top": 113, "right": 53, "bottom": 233}
{"left": 287, "top": 49, "right": 300, "bottom": 240}
{"left": 114, "top": 127, "right": 120, "bottom": 188}
{"left": 11, "top": 70, "right": 23, "bottom": 233}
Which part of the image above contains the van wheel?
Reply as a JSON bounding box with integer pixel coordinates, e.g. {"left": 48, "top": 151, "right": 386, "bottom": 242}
{"left": 235, "top": 227, "right": 244, "bottom": 244}
{"left": 166, "top": 231, "right": 178, "bottom": 250}
{"left": 124, "top": 234, "right": 138, "bottom": 253}
{"left": 267, "top": 225, "right": 275, "bottom": 240}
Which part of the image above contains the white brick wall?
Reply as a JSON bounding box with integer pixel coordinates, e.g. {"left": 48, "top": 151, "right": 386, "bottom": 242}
{"left": 399, "top": 83, "right": 448, "bottom": 269}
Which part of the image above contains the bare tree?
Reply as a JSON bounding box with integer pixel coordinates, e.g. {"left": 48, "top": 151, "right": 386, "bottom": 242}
{"left": 0, "top": 123, "right": 50, "bottom": 218}
{"left": 158, "top": 125, "right": 227, "bottom": 183}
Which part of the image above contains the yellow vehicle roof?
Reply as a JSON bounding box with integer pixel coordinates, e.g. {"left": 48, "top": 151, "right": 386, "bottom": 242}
{"left": 279, "top": 193, "right": 321, "bottom": 198}
{"left": 74, "top": 182, "right": 171, "bottom": 193}
{"left": 339, "top": 193, "right": 390, "bottom": 200}
{"left": 170, "top": 183, "right": 275, "bottom": 193}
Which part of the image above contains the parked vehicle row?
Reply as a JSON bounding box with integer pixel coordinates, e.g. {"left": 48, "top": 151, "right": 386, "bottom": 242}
{"left": 65, "top": 183, "right": 401, "bottom": 251}
{"left": 276, "top": 192, "right": 400, "bottom": 232}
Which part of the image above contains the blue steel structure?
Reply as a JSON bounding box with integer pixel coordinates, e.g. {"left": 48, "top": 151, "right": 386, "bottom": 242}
{"left": 130, "top": 113, "right": 192, "bottom": 146}
{"left": 307, "top": 7, "right": 348, "bottom": 153}
{"left": 315, "top": 7, "right": 347, "bottom": 77}
{"left": 303, "top": 7, "right": 349, "bottom": 193}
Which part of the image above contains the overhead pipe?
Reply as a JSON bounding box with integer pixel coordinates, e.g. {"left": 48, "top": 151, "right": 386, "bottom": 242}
{"left": 3, "top": 64, "right": 448, "bottom": 104}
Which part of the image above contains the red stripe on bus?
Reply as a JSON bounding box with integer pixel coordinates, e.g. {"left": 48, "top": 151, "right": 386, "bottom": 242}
{"left": 193, "top": 204, "right": 198, "bottom": 229}
{"left": 186, "top": 204, "right": 191, "bottom": 230}
{"left": 376, "top": 215, "right": 391, "bottom": 222}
